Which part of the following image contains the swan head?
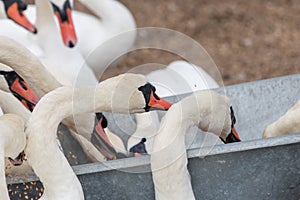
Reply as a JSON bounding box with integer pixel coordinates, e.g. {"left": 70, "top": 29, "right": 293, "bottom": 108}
{"left": 0, "top": 0, "right": 37, "bottom": 33}
{"left": 50, "top": 0, "right": 77, "bottom": 47}
{"left": 91, "top": 113, "right": 119, "bottom": 160}
{"left": 102, "top": 73, "right": 172, "bottom": 113}
{"left": 179, "top": 90, "right": 241, "bottom": 144}
{"left": 219, "top": 106, "right": 241, "bottom": 143}
{"left": 129, "top": 138, "right": 148, "bottom": 157}
{"left": 0, "top": 66, "right": 39, "bottom": 112}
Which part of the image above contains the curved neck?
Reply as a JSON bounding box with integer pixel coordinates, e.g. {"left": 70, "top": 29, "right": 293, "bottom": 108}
{"left": 35, "top": 0, "right": 65, "bottom": 52}
{"left": 0, "top": 90, "right": 30, "bottom": 122}
{"left": 78, "top": 0, "right": 134, "bottom": 27}
{"left": 0, "top": 37, "right": 61, "bottom": 97}
{"left": 78, "top": 0, "right": 113, "bottom": 20}
{"left": 0, "top": 2, "right": 5, "bottom": 19}
{"left": 25, "top": 76, "right": 144, "bottom": 198}
{"left": 25, "top": 87, "right": 92, "bottom": 199}
{"left": 151, "top": 102, "right": 196, "bottom": 200}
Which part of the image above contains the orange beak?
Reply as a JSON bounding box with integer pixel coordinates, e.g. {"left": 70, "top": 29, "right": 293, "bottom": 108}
{"left": 54, "top": 8, "right": 77, "bottom": 48}
{"left": 231, "top": 127, "right": 241, "bottom": 141}
{"left": 7, "top": 2, "right": 37, "bottom": 34}
{"left": 11, "top": 77, "right": 39, "bottom": 107}
{"left": 148, "top": 92, "right": 172, "bottom": 110}
{"left": 91, "top": 117, "right": 117, "bottom": 160}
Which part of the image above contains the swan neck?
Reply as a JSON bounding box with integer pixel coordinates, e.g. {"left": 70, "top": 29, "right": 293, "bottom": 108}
{"left": 25, "top": 88, "right": 86, "bottom": 198}
{"left": 0, "top": 37, "right": 61, "bottom": 97}
{"left": 151, "top": 102, "right": 196, "bottom": 199}
{"left": 78, "top": 0, "right": 117, "bottom": 21}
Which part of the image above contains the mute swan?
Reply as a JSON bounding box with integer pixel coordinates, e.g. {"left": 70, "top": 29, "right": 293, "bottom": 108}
{"left": 48, "top": 0, "right": 77, "bottom": 47}
{"left": 0, "top": 37, "right": 111, "bottom": 162}
{"left": 26, "top": 0, "right": 77, "bottom": 47}
{"left": 128, "top": 60, "right": 220, "bottom": 153}
{"left": 151, "top": 90, "right": 240, "bottom": 200}
{"left": 0, "top": 89, "right": 30, "bottom": 122}
{"left": 0, "top": 114, "right": 25, "bottom": 200}
{"left": 147, "top": 60, "right": 219, "bottom": 97}
{"left": 127, "top": 111, "right": 160, "bottom": 153}
{"left": 0, "top": 0, "right": 36, "bottom": 33}
{"left": 23, "top": 0, "right": 136, "bottom": 76}
{"left": 25, "top": 73, "right": 171, "bottom": 199}
{"left": 262, "top": 100, "right": 300, "bottom": 138}
{"left": 0, "top": 89, "right": 35, "bottom": 175}
{"left": 0, "top": 65, "right": 39, "bottom": 112}
{"left": 129, "top": 138, "right": 147, "bottom": 156}
{"left": 70, "top": 0, "right": 136, "bottom": 76}
{"left": 91, "top": 113, "right": 128, "bottom": 159}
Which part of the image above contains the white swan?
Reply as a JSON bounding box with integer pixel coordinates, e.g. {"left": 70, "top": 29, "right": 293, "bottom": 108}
{"left": 127, "top": 111, "right": 160, "bottom": 154}
{"left": 0, "top": 114, "right": 25, "bottom": 200}
{"left": 151, "top": 90, "right": 241, "bottom": 200}
{"left": 91, "top": 113, "right": 127, "bottom": 158}
{"left": 0, "top": 37, "right": 111, "bottom": 162}
{"left": 147, "top": 60, "right": 219, "bottom": 97}
{"left": 71, "top": 0, "right": 136, "bottom": 76}
{"left": 262, "top": 100, "right": 300, "bottom": 138}
{"left": 25, "top": 73, "right": 172, "bottom": 199}
{"left": 0, "top": 89, "right": 35, "bottom": 176}
{"left": 46, "top": 0, "right": 77, "bottom": 47}
{"left": 25, "top": 0, "right": 98, "bottom": 86}
{"left": 0, "top": 0, "right": 36, "bottom": 33}
{"left": 23, "top": 0, "right": 136, "bottom": 76}
{"left": 0, "top": 89, "right": 30, "bottom": 122}
{"left": 128, "top": 60, "right": 220, "bottom": 153}
{"left": 0, "top": 63, "right": 39, "bottom": 111}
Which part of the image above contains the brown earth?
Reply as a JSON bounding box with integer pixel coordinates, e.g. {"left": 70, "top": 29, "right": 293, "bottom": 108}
{"left": 114, "top": 0, "right": 300, "bottom": 85}
{"left": 27, "top": 0, "right": 300, "bottom": 85}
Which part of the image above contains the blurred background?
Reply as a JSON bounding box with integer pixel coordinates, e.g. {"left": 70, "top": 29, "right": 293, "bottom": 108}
{"left": 27, "top": 0, "right": 300, "bottom": 85}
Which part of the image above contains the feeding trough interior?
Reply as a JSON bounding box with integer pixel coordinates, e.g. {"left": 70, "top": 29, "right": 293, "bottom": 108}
{"left": 6, "top": 74, "right": 300, "bottom": 200}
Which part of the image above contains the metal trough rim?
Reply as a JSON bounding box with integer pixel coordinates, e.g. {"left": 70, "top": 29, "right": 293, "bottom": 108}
{"left": 7, "top": 132, "right": 300, "bottom": 184}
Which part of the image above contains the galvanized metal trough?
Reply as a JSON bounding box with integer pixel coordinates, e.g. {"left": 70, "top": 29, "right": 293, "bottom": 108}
{"left": 7, "top": 74, "right": 300, "bottom": 200}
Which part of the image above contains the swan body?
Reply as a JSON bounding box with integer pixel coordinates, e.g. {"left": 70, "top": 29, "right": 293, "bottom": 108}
{"left": 151, "top": 90, "right": 240, "bottom": 200}
{"left": 0, "top": 114, "right": 25, "bottom": 200}
{"left": 147, "top": 60, "right": 219, "bottom": 97}
{"left": 263, "top": 100, "right": 300, "bottom": 138}
{"left": 71, "top": 0, "right": 136, "bottom": 76}
{"left": 25, "top": 73, "right": 171, "bottom": 199}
